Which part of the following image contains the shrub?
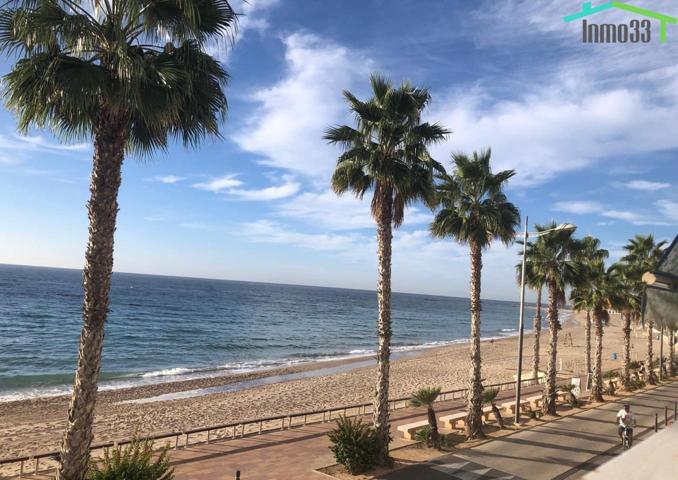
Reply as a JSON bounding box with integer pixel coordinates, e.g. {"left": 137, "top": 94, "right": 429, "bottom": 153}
{"left": 604, "top": 381, "right": 616, "bottom": 396}
{"left": 410, "top": 387, "right": 442, "bottom": 449}
{"left": 628, "top": 361, "right": 642, "bottom": 370}
{"left": 603, "top": 370, "right": 617, "bottom": 379}
{"left": 88, "top": 437, "right": 173, "bottom": 480}
{"left": 481, "top": 388, "right": 505, "bottom": 428}
{"left": 328, "top": 416, "right": 379, "bottom": 475}
{"left": 414, "top": 425, "right": 432, "bottom": 445}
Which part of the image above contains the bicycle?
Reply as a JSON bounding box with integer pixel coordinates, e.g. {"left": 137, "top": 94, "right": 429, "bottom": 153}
{"left": 621, "top": 426, "right": 633, "bottom": 449}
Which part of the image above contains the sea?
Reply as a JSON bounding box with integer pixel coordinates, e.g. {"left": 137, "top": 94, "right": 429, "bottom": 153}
{"left": 0, "top": 264, "right": 526, "bottom": 402}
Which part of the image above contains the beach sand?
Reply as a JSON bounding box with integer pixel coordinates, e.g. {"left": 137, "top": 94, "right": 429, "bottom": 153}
{"left": 0, "top": 310, "right": 651, "bottom": 467}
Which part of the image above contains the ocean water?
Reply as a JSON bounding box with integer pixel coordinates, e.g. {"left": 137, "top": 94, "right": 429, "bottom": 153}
{"left": 0, "top": 264, "right": 524, "bottom": 402}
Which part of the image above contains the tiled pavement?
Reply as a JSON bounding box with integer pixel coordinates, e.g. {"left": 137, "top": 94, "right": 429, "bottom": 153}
{"left": 170, "top": 385, "right": 545, "bottom": 479}
{"left": 378, "top": 381, "right": 678, "bottom": 480}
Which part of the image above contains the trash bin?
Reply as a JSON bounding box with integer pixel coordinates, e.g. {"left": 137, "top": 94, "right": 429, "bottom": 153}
{"left": 611, "top": 352, "right": 618, "bottom": 360}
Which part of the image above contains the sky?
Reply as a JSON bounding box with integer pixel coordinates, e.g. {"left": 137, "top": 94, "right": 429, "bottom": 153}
{"left": 0, "top": 0, "right": 676, "bottom": 301}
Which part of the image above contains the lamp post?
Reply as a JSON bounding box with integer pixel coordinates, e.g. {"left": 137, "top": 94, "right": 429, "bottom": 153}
{"left": 514, "top": 221, "right": 576, "bottom": 424}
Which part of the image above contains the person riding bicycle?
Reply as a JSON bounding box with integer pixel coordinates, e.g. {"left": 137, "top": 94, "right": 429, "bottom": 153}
{"left": 617, "top": 404, "right": 636, "bottom": 447}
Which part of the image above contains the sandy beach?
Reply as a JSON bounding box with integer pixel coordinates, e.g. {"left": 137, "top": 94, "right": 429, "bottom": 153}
{"left": 0, "top": 310, "right": 652, "bottom": 467}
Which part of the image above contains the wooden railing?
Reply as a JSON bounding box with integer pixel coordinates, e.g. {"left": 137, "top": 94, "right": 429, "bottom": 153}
{"left": 0, "top": 375, "right": 553, "bottom": 478}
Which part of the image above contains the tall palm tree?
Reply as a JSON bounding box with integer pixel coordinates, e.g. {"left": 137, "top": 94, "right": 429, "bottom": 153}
{"left": 325, "top": 75, "right": 449, "bottom": 464}
{"left": 527, "top": 223, "right": 579, "bottom": 415}
{"left": 621, "top": 235, "right": 667, "bottom": 383}
{"left": 574, "top": 260, "right": 620, "bottom": 402}
{"left": 0, "top": 2, "right": 235, "bottom": 478}
{"left": 430, "top": 150, "right": 520, "bottom": 439}
{"left": 570, "top": 236, "right": 609, "bottom": 376}
{"left": 646, "top": 289, "right": 678, "bottom": 378}
{"left": 609, "top": 262, "right": 640, "bottom": 388}
{"left": 517, "top": 240, "right": 547, "bottom": 379}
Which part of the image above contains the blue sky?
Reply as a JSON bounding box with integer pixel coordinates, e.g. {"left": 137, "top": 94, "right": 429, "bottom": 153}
{"left": 0, "top": 0, "right": 676, "bottom": 300}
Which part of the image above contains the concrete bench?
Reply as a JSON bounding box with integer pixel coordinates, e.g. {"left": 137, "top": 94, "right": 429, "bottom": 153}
{"left": 501, "top": 399, "right": 530, "bottom": 414}
{"left": 396, "top": 420, "right": 429, "bottom": 440}
{"left": 526, "top": 395, "right": 543, "bottom": 410}
{"left": 440, "top": 411, "right": 467, "bottom": 430}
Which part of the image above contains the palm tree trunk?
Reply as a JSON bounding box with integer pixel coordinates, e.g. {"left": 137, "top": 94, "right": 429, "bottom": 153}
{"left": 491, "top": 402, "right": 505, "bottom": 429}
{"left": 585, "top": 310, "right": 592, "bottom": 376}
{"left": 426, "top": 406, "right": 440, "bottom": 449}
{"left": 591, "top": 309, "right": 604, "bottom": 402}
{"left": 543, "top": 280, "right": 559, "bottom": 416}
{"left": 373, "top": 187, "right": 393, "bottom": 466}
{"left": 622, "top": 312, "right": 632, "bottom": 388}
{"left": 670, "top": 330, "right": 676, "bottom": 377}
{"left": 465, "top": 241, "right": 484, "bottom": 440}
{"left": 58, "top": 111, "right": 126, "bottom": 480}
{"left": 532, "top": 287, "right": 542, "bottom": 379}
{"left": 647, "top": 318, "right": 656, "bottom": 384}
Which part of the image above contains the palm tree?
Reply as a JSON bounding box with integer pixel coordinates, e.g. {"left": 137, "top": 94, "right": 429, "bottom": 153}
{"left": 570, "top": 236, "right": 609, "bottom": 377}
{"left": 0, "top": 2, "right": 235, "bottom": 478}
{"left": 430, "top": 150, "right": 520, "bottom": 439}
{"left": 517, "top": 240, "right": 547, "bottom": 379}
{"left": 481, "top": 388, "right": 505, "bottom": 429}
{"left": 646, "top": 289, "right": 678, "bottom": 378}
{"left": 621, "top": 235, "right": 667, "bottom": 384}
{"left": 527, "top": 223, "right": 579, "bottom": 415}
{"left": 609, "top": 263, "right": 640, "bottom": 388}
{"left": 576, "top": 260, "right": 620, "bottom": 402}
{"left": 410, "top": 387, "right": 442, "bottom": 449}
{"left": 325, "top": 75, "right": 449, "bottom": 464}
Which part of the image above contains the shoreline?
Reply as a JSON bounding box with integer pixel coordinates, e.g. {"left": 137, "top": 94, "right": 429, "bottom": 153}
{"left": 6, "top": 309, "right": 628, "bottom": 467}
{"left": 0, "top": 327, "right": 535, "bottom": 405}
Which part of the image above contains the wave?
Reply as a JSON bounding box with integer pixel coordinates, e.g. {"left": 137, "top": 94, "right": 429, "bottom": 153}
{"left": 0, "top": 334, "right": 517, "bottom": 402}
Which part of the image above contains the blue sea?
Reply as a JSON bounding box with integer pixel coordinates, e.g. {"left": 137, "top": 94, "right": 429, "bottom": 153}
{"left": 0, "top": 264, "right": 524, "bottom": 402}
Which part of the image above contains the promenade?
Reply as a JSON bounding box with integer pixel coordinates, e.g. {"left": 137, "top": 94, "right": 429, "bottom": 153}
{"left": 382, "top": 381, "right": 678, "bottom": 480}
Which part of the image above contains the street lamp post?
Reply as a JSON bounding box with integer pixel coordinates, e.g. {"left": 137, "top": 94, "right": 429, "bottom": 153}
{"left": 513, "top": 221, "right": 576, "bottom": 424}
{"left": 514, "top": 217, "right": 529, "bottom": 424}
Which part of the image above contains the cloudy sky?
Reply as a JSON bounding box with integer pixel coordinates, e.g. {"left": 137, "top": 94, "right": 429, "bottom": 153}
{"left": 0, "top": 0, "right": 676, "bottom": 300}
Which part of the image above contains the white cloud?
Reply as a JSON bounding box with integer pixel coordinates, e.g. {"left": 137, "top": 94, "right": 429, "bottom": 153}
{"left": 232, "top": 33, "right": 372, "bottom": 178}
{"left": 227, "top": 175, "right": 300, "bottom": 200}
{"left": 154, "top": 175, "right": 185, "bottom": 184}
{"left": 205, "top": 0, "right": 280, "bottom": 62}
{"left": 624, "top": 180, "right": 671, "bottom": 191}
{"left": 193, "top": 173, "right": 299, "bottom": 200}
{"left": 192, "top": 174, "right": 243, "bottom": 192}
{"left": 427, "top": 85, "right": 678, "bottom": 186}
{"left": 242, "top": 220, "right": 368, "bottom": 252}
{"left": 278, "top": 189, "right": 432, "bottom": 230}
{"left": 656, "top": 200, "right": 678, "bottom": 222}
{"left": 553, "top": 201, "right": 603, "bottom": 214}
{"left": 602, "top": 210, "right": 671, "bottom": 226}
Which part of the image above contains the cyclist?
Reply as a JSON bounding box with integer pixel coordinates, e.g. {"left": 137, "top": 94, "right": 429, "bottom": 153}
{"left": 616, "top": 403, "right": 635, "bottom": 447}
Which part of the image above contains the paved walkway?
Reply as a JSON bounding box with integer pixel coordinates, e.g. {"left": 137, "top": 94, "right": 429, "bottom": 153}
{"left": 380, "top": 381, "right": 678, "bottom": 480}
{"left": 170, "top": 384, "right": 545, "bottom": 479}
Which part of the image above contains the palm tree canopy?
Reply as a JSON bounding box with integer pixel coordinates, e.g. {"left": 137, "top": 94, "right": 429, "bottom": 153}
{"left": 325, "top": 74, "right": 449, "bottom": 226}
{"left": 528, "top": 222, "right": 580, "bottom": 304}
{"left": 410, "top": 386, "right": 442, "bottom": 407}
{"left": 516, "top": 236, "right": 549, "bottom": 289}
{"left": 569, "top": 235, "right": 610, "bottom": 310}
{"left": 621, "top": 234, "right": 667, "bottom": 272}
{"left": 430, "top": 149, "right": 520, "bottom": 248}
{"left": 0, "top": 0, "right": 234, "bottom": 153}
{"left": 480, "top": 387, "right": 499, "bottom": 404}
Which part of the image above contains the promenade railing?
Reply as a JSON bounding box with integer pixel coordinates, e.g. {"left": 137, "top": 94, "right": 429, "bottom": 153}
{"left": 0, "top": 373, "right": 567, "bottom": 478}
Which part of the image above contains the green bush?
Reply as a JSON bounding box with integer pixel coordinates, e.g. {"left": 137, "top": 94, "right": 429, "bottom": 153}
{"left": 328, "top": 416, "right": 379, "bottom": 475}
{"left": 626, "top": 378, "right": 646, "bottom": 391}
{"left": 603, "top": 370, "right": 617, "bottom": 379}
{"left": 414, "top": 425, "right": 432, "bottom": 445}
{"left": 628, "top": 361, "right": 642, "bottom": 370}
{"left": 88, "top": 437, "right": 173, "bottom": 480}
